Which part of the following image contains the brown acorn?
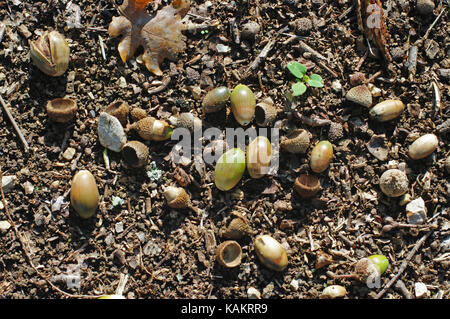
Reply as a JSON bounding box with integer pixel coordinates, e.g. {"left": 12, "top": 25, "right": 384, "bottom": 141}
{"left": 294, "top": 174, "right": 321, "bottom": 198}
{"left": 105, "top": 100, "right": 130, "bottom": 126}
{"left": 46, "top": 98, "right": 77, "bottom": 123}
{"left": 202, "top": 86, "right": 231, "bottom": 114}
{"left": 280, "top": 129, "right": 310, "bottom": 154}
{"left": 310, "top": 141, "right": 333, "bottom": 173}
{"left": 70, "top": 170, "right": 99, "bottom": 219}
{"left": 216, "top": 240, "right": 242, "bottom": 268}
{"left": 128, "top": 117, "right": 173, "bottom": 141}
{"left": 122, "top": 141, "right": 149, "bottom": 168}
{"left": 163, "top": 186, "right": 190, "bottom": 209}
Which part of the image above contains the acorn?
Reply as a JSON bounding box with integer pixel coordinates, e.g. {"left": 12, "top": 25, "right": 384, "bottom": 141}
{"left": 246, "top": 136, "right": 272, "bottom": 179}
{"left": 280, "top": 129, "right": 310, "bottom": 154}
{"left": 105, "top": 100, "right": 130, "bottom": 127}
{"left": 254, "top": 235, "right": 288, "bottom": 271}
{"left": 294, "top": 174, "right": 321, "bottom": 198}
{"left": 355, "top": 254, "right": 389, "bottom": 281}
{"left": 310, "top": 141, "right": 333, "bottom": 173}
{"left": 46, "top": 98, "right": 77, "bottom": 123}
{"left": 122, "top": 141, "right": 149, "bottom": 168}
{"left": 70, "top": 170, "right": 99, "bottom": 219}
{"left": 169, "top": 112, "right": 202, "bottom": 132}
{"left": 321, "top": 285, "right": 347, "bottom": 299}
{"left": 379, "top": 169, "right": 408, "bottom": 197}
{"left": 230, "top": 84, "right": 256, "bottom": 126}
{"left": 408, "top": 133, "right": 439, "bottom": 160}
{"left": 163, "top": 186, "right": 190, "bottom": 209}
{"left": 202, "top": 86, "right": 231, "bottom": 114}
{"left": 128, "top": 117, "right": 173, "bottom": 141}
{"left": 345, "top": 85, "right": 372, "bottom": 108}
{"left": 130, "top": 108, "right": 147, "bottom": 122}
{"left": 214, "top": 148, "right": 246, "bottom": 191}
{"left": 255, "top": 97, "right": 278, "bottom": 127}
{"left": 369, "top": 100, "right": 405, "bottom": 122}
{"left": 216, "top": 240, "right": 242, "bottom": 268}
{"left": 220, "top": 212, "right": 252, "bottom": 240}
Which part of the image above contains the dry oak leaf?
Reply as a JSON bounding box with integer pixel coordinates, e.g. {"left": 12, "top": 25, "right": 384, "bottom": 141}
{"left": 355, "top": 0, "right": 392, "bottom": 63}
{"left": 108, "top": 0, "right": 190, "bottom": 76}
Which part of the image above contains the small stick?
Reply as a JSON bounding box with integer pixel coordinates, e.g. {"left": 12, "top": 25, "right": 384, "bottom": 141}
{"left": 364, "top": 70, "right": 383, "bottom": 84}
{"left": 0, "top": 95, "right": 30, "bottom": 153}
{"left": 420, "top": 9, "right": 445, "bottom": 44}
{"left": 355, "top": 50, "right": 368, "bottom": 71}
{"left": 245, "top": 38, "right": 277, "bottom": 75}
{"left": 98, "top": 35, "right": 106, "bottom": 60}
{"left": 375, "top": 229, "right": 434, "bottom": 299}
{"left": 406, "top": 46, "right": 418, "bottom": 81}
{"left": 338, "top": 5, "right": 354, "bottom": 21}
{"left": 0, "top": 23, "right": 5, "bottom": 44}
{"left": 294, "top": 112, "right": 331, "bottom": 127}
{"left": 297, "top": 40, "right": 328, "bottom": 61}
{"left": 317, "top": 60, "right": 339, "bottom": 78}
{"left": 394, "top": 280, "right": 411, "bottom": 299}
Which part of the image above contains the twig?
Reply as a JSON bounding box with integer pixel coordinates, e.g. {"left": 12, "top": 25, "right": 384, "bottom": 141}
{"left": 364, "top": 70, "right": 383, "bottom": 84}
{"left": 98, "top": 35, "right": 106, "bottom": 60}
{"left": 297, "top": 40, "right": 328, "bottom": 61}
{"left": 0, "top": 23, "right": 5, "bottom": 45}
{"left": 294, "top": 112, "right": 331, "bottom": 127}
{"left": 245, "top": 38, "right": 277, "bottom": 75}
{"left": 420, "top": 9, "right": 446, "bottom": 44}
{"left": 406, "top": 46, "right": 418, "bottom": 81}
{"left": 394, "top": 280, "right": 411, "bottom": 299}
{"left": 0, "top": 95, "right": 30, "bottom": 153}
{"left": 375, "top": 229, "right": 434, "bottom": 299}
{"left": 0, "top": 170, "right": 99, "bottom": 299}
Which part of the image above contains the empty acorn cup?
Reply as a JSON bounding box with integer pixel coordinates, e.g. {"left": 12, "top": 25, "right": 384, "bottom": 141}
{"left": 294, "top": 174, "right": 321, "bottom": 198}
{"left": 46, "top": 98, "right": 77, "bottom": 123}
{"left": 280, "top": 129, "right": 310, "bottom": 154}
{"left": 216, "top": 240, "right": 243, "bottom": 268}
{"left": 122, "top": 141, "right": 149, "bottom": 168}
{"left": 105, "top": 100, "right": 130, "bottom": 126}
{"left": 255, "top": 97, "right": 278, "bottom": 127}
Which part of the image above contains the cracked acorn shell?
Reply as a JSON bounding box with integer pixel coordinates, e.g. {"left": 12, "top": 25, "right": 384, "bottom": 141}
{"left": 46, "top": 98, "right": 77, "bottom": 123}
{"left": 280, "top": 129, "right": 310, "bottom": 154}
{"left": 122, "top": 141, "right": 149, "bottom": 168}
{"left": 294, "top": 174, "right": 321, "bottom": 198}
{"left": 214, "top": 148, "right": 246, "bottom": 191}
{"left": 369, "top": 100, "right": 405, "bottom": 122}
{"left": 202, "top": 86, "right": 231, "bottom": 113}
{"left": 310, "top": 140, "right": 333, "bottom": 173}
{"left": 255, "top": 97, "right": 278, "bottom": 126}
{"left": 246, "top": 136, "right": 272, "bottom": 179}
{"left": 70, "top": 170, "right": 99, "bottom": 219}
{"left": 30, "top": 31, "right": 70, "bottom": 77}
{"left": 105, "top": 100, "right": 130, "bottom": 127}
{"left": 129, "top": 117, "right": 173, "bottom": 141}
{"left": 216, "top": 240, "right": 242, "bottom": 268}
{"left": 163, "top": 186, "right": 190, "bottom": 209}
{"left": 408, "top": 133, "right": 439, "bottom": 160}
{"left": 230, "top": 84, "right": 256, "bottom": 126}
{"left": 254, "top": 235, "right": 288, "bottom": 271}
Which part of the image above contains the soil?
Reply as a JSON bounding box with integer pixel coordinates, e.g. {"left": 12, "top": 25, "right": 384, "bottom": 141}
{"left": 0, "top": 0, "right": 449, "bottom": 299}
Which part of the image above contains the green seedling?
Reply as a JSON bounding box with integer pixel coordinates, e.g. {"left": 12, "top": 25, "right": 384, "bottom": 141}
{"left": 287, "top": 61, "right": 324, "bottom": 96}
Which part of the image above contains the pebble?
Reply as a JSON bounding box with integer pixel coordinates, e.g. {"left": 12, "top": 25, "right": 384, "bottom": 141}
{"left": 62, "top": 147, "right": 76, "bottom": 161}
{"left": 118, "top": 76, "right": 127, "bottom": 88}
{"left": 290, "top": 279, "right": 299, "bottom": 291}
{"left": 440, "top": 236, "right": 450, "bottom": 252}
{"left": 115, "top": 221, "right": 124, "bottom": 233}
{"left": 247, "top": 287, "right": 261, "bottom": 299}
{"left": 1, "top": 175, "right": 16, "bottom": 193}
{"left": 414, "top": 282, "right": 428, "bottom": 298}
{"left": 22, "top": 181, "right": 34, "bottom": 195}
{"left": 406, "top": 197, "right": 427, "bottom": 225}
{"left": 97, "top": 112, "right": 127, "bottom": 152}
{"left": 0, "top": 220, "right": 11, "bottom": 232}
{"left": 50, "top": 181, "right": 60, "bottom": 190}
{"left": 331, "top": 80, "right": 342, "bottom": 92}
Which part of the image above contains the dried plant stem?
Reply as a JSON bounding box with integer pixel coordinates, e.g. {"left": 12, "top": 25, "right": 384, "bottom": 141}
{"left": 245, "top": 38, "right": 277, "bottom": 75}
{"left": 374, "top": 229, "right": 434, "bottom": 299}
{"left": 0, "top": 170, "right": 99, "bottom": 299}
{"left": 294, "top": 112, "right": 331, "bottom": 127}
{"left": 0, "top": 95, "right": 30, "bottom": 153}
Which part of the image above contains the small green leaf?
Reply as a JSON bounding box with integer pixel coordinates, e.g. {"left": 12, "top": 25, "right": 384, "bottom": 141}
{"left": 287, "top": 62, "right": 307, "bottom": 79}
{"left": 302, "top": 75, "right": 309, "bottom": 83}
{"left": 308, "top": 74, "right": 324, "bottom": 88}
{"left": 309, "top": 74, "right": 323, "bottom": 82}
{"left": 292, "top": 82, "right": 307, "bottom": 96}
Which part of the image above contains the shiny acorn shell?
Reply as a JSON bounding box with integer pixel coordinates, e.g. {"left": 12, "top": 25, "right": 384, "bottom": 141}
{"left": 294, "top": 174, "right": 321, "bottom": 198}
{"left": 220, "top": 213, "right": 252, "bottom": 240}
{"left": 129, "top": 117, "right": 173, "bottom": 141}
{"left": 216, "top": 240, "right": 242, "bottom": 268}
{"left": 202, "top": 86, "right": 231, "bottom": 113}
{"left": 246, "top": 136, "right": 272, "bottom": 179}
{"left": 255, "top": 97, "right": 278, "bottom": 127}
{"left": 369, "top": 100, "right": 405, "bottom": 122}
{"left": 163, "top": 186, "right": 190, "bottom": 209}
{"left": 122, "top": 140, "right": 149, "bottom": 168}
{"left": 310, "top": 141, "right": 333, "bottom": 173}
{"left": 46, "top": 98, "right": 77, "bottom": 123}
{"left": 30, "top": 31, "right": 70, "bottom": 77}
{"left": 214, "top": 148, "right": 246, "bottom": 191}
{"left": 230, "top": 84, "right": 256, "bottom": 126}
{"left": 408, "top": 134, "right": 438, "bottom": 160}
{"left": 254, "top": 235, "right": 288, "bottom": 271}
{"left": 321, "top": 285, "right": 347, "bottom": 299}
{"left": 70, "top": 170, "right": 99, "bottom": 219}
{"left": 105, "top": 100, "right": 130, "bottom": 127}
{"left": 280, "top": 129, "right": 310, "bottom": 154}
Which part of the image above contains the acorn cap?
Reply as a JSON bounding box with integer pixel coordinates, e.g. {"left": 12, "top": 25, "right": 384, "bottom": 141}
{"left": 122, "top": 140, "right": 149, "bottom": 168}
{"left": 345, "top": 85, "right": 372, "bottom": 108}
{"left": 220, "top": 212, "right": 252, "bottom": 240}
{"left": 216, "top": 240, "right": 242, "bottom": 268}
{"left": 46, "top": 98, "right": 77, "bottom": 123}
{"left": 105, "top": 100, "right": 130, "bottom": 126}
{"left": 294, "top": 174, "right": 321, "bottom": 198}
{"left": 163, "top": 186, "right": 190, "bottom": 209}
{"left": 129, "top": 117, "right": 172, "bottom": 141}
{"left": 280, "top": 129, "right": 310, "bottom": 154}
{"left": 255, "top": 97, "right": 279, "bottom": 127}
{"left": 130, "top": 108, "right": 147, "bottom": 122}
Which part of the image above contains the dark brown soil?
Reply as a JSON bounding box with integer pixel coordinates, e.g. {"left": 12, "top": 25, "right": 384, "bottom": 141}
{"left": 0, "top": 0, "right": 448, "bottom": 299}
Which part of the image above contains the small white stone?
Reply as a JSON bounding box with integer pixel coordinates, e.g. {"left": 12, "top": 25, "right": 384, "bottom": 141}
{"left": 97, "top": 112, "right": 127, "bottom": 152}
{"left": 63, "top": 147, "right": 76, "bottom": 161}
{"left": 22, "top": 181, "right": 34, "bottom": 195}
{"left": 118, "top": 76, "right": 127, "bottom": 88}
{"left": 247, "top": 287, "right": 261, "bottom": 299}
{"left": 1, "top": 175, "right": 16, "bottom": 193}
{"left": 115, "top": 222, "right": 124, "bottom": 233}
{"left": 0, "top": 220, "right": 11, "bottom": 232}
{"left": 414, "top": 282, "right": 428, "bottom": 298}
{"left": 406, "top": 197, "right": 427, "bottom": 225}
{"left": 290, "top": 279, "right": 299, "bottom": 291}
{"left": 331, "top": 80, "right": 342, "bottom": 92}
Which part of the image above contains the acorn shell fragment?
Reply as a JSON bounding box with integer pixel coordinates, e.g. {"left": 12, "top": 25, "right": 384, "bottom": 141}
{"left": 216, "top": 240, "right": 242, "bottom": 268}
{"left": 70, "top": 170, "right": 99, "bottom": 219}
{"left": 408, "top": 134, "right": 438, "bottom": 160}
{"left": 254, "top": 235, "right": 288, "bottom": 271}
{"left": 220, "top": 213, "right": 252, "bottom": 240}
{"left": 255, "top": 97, "right": 278, "bottom": 127}
{"left": 105, "top": 100, "right": 130, "bottom": 127}
{"left": 345, "top": 85, "right": 372, "bottom": 108}
{"left": 46, "top": 98, "right": 77, "bottom": 123}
